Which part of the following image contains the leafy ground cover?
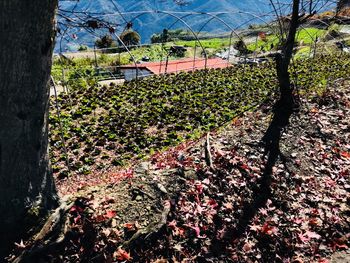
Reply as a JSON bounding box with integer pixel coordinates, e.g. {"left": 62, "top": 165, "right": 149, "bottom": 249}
{"left": 176, "top": 27, "right": 325, "bottom": 51}
{"left": 175, "top": 38, "right": 232, "bottom": 49}
{"left": 49, "top": 53, "right": 350, "bottom": 182}
{"left": 297, "top": 27, "right": 326, "bottom": 44}
{"left": 50, "top": 60, "right": 275, "bottom": 179}
{"left": 14, "top": 78, "right": 350, "bottom": 262}
{"left": 247, "top": 28, "right": 326, "bottom": 52}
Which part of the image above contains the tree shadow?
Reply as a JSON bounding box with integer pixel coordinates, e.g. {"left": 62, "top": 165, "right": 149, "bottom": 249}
{"left": 226, "top": 102, "right": 295, "bottom": 240}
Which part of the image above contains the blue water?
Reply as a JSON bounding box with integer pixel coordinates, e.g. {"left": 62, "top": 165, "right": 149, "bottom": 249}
{"left": 57, "top": 0, "right": 334, "bottom": 51}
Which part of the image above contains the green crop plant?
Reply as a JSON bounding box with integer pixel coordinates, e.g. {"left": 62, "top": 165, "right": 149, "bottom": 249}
{"left": 49, "top": 53, "right": 350, "bottom": 177}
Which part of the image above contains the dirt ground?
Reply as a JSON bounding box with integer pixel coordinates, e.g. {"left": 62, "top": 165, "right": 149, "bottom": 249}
{"left": 9, "top": 79, "right": 350, "bottom": 262}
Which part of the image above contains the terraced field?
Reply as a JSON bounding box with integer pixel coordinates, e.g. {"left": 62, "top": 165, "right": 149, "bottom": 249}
{"left": 49, "top": 53, "right": 350, "bottom": 178}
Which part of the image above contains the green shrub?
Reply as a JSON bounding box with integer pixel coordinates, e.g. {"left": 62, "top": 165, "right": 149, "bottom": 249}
{"left": 78, "top": 45, "right": 88, "bottom": 51}
{"left": 119, "top": 30, "right": 141, "bottom": 47}
{"left": 95, "top": 35, "right": 117, "bottom": 52}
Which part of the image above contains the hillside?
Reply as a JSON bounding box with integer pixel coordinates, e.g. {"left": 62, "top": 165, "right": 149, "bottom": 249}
{"left": 12, "top": 74, "right": 350, "bottom": 262}
{"left": 57, "top": 0, "right": 338, "bottom": 51}
{"left": 57, "top": 0, "right": 275, "bottom": 51}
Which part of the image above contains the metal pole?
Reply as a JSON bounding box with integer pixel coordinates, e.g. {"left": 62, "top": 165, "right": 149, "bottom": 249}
{"left": 118, "top": 50, "right": 121, "bottom": 77}
{"left": 227, "top": 32, "right": 234, "bottom": 66}
{"left": 94, "top": 44, "right": 98, "bottom": 68}
{"left": 61, "top": 68, "right": 66, "bottom": 93}
{"left": 113, "top": 32, "right": 139, "bottom": 80}
{"left": 165, "top": 54, "right": 169, "bottom": 74}
{"left": 193, "top": 43, "right": 197, "bottom": 70}
{"left": 159, "top": 42, "right": 164, "bottom": 74}
{"left": 157, "top": 10, "right": 207, "bottom": 67}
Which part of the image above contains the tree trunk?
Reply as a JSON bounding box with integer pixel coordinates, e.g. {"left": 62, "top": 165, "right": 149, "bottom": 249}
{"left": 337, "top": 0, "right": 350, "bottom": 13}
{"left": 275, "top": 0, "right": 300, "bottom": 110}
{"left": 0, "top": 0, "right": 58, "bottom": 257}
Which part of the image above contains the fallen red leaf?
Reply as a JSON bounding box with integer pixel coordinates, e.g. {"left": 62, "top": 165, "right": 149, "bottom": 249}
{"left": 250, "top": 224, "right": 261, "bottom": 232}
{"left": 261, "top": 222, "right": 277, "bottom": 236}
{"left": 240, "top": 163, "right": 249, "bottom": 171}
{"left": 305, "top": 231, "right": 321, "bottom": 239}
{"left": 168, "top": 220, "right": 177, "bottom": 230}
{"left": 298, "top": 233, "right": 310, "bottom": 243}
{"left": 184, "top": 224, "right": 206, "bottom": 238}
{"left": 192, "top": 225, "right": 201, "bottom": 237}
{"left": 298, "top": 231, "right": 321, "bottom": 243}
{"left": 105, "top": 210, "right": 117, "bottom": 219}
{"left": 73, "top": 214, "right": 81, "bottom": 224}
{"left": 308, "top": 218, "right": 321, "bottom": 227}
{"left": 175, "top": 227, "right": 186, "bottom": 237}
{"left": 115, "top": 248, "right": 132, "bottom": 261}
{"left": 340, "top": 151, "right": 350, "bottom": 159}
{"left": 208, "top": 199, "right": 218, "bottom": 209}
{"left": 70, "top": 205, "right": 84, "bottom": 213}
{"left": 195, "top": 182, "right": 203, "bottom": 194}
{"left": 94, "top": 214, "right": 106, "bottom": 223}
{"left": 224, "top": 202, "right": 233, "bottom": 211}
{"left": 243, "top": 242, "right": 252, "bottom": 252}
{"left": 124, "top": 222, "right": 135, "bottom": 230}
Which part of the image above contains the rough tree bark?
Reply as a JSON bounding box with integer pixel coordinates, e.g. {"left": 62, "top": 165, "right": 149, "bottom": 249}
{"left": 0, "top": 0, "right": 58, "bottom": 257}
{"left": 337, "top": 0, "right": 350, "bottom": 13}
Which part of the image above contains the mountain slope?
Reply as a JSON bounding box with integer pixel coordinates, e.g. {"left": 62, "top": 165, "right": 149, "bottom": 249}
{"left": 57, "top": 0, "right": 334, "bottom": 51}
{"left": 58, "top": 0, "right": 273, "bottom": 50}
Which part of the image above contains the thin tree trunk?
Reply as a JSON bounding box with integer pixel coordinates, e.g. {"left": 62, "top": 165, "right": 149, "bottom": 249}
{"left": 263, "top": 0, "right": 301, "bottom": 144}
{"left": 0, "top": 0, "right": 58, "bottom": 257}
{"left": 337, "top": 0, "right": 350, "bottom": 14}
{"left": 275, "top": 0, "right": 300, "bottom": 109}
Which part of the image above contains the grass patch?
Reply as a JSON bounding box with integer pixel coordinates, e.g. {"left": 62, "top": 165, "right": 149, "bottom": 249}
{"left": 174, "top": 38, "right": 231, "bottom": 49}
{"left": 297, "top": 27, "right": 325, "bottom": 44}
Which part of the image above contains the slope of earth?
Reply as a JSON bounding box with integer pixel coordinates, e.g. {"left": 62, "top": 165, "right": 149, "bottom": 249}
{"left": 12, "top": 79, "right": 350, "bottom": 262}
